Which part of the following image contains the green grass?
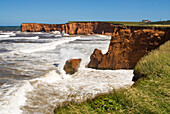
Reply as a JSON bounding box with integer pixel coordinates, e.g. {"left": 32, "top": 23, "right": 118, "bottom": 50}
{"left": 54, "top": 41, "right": 170, "bottom": 114}
{"left": 67, "top": 21, "right": 144, "bottom": 25}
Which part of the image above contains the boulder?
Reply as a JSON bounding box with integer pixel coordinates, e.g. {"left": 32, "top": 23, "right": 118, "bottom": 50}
{"left": 63, "top": 59, "right": 82, "bottom": 74}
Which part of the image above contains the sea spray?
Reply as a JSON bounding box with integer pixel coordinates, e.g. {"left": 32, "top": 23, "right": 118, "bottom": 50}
{"left": 23, "top": 69, "right": 134, "bottom": 114}
{"left": 0, "top": 81, "right": 33, "bottom": 114}
{"left": 58, "top": 48, "right": 87, "bottom": 77}
{"left": 0, "top": 34, "right": 134, "bottom": 113}
{"left": 0, "top": 36, "right": 39, "bottom": 40}
{"left": 15, "top": 36, "right": 80, "bottom": 54}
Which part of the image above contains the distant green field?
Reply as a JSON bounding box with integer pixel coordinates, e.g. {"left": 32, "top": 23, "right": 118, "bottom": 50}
{"left": 67, "top": 21, "right": 144, "bottom": 25}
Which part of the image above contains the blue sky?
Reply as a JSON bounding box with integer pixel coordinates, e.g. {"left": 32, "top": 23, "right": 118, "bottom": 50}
{"left": 0, "top": 0, "right": 170, "bottom": 26}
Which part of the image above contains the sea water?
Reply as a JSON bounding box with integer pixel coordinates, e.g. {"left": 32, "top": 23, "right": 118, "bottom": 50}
{"left": 0, "top": 31, "right": 134, "bottom": 114}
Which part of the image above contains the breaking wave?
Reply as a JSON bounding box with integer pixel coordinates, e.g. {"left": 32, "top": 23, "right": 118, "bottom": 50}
{"left": 0, "top": 34, "right": 134, "bottom": 114}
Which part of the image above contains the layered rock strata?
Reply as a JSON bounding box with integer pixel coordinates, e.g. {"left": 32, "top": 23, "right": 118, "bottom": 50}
{"left": 21, "top": 22, "right": 170, "bottom": 70}
{"left": 21, "top": 22, "right": 115, "bottom": 34}
{"left": 88, "top": 27, "right": 170, "bottom": 69}
{"left": 21, "top": 23, "right": 64, "bottom": 32}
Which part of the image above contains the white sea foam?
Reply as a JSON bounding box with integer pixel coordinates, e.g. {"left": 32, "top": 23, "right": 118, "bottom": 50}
{"left": 62, "top": 33, "right": 69, "bottom": 36}
{"left": 52, "top": 31, "right": 61, "bottom": 35}
{"left": 95, "top": 34, "right": 110, "bottom": 38}
{"left": 15, "top": 36, "right": 39, "bottom": 39}
{"left": 1, "top": 32, "right": 16, "bottom": 36}
{"left": 55, "top": 34, "right": 62, "bottom": 37}
{"left": 0, "top": 34, "right": 10, "bottom": 38}
{"left": 0, "top": 36, "right": 39, "bottom": 40}
{"left": 0, "top": 34, "right": 134, "bottom": 113}
{"left": 15, "top": 36, "right": 80, "bottom": 53}
{"left": 23, "top": 68, "right": 134, "bottom": 113}
{"left": 0, "top": 81, "right": 33, "bottom": 114}
{"left": 21, "top": 32, "right": 44, "bottom": 34}
{"left": 23, "top": 37, "right": 134, "bottom": 113}
{"left": 58, "top": 48, "right": 87, "bottom": 76}
{"left": 36, "top": 70, "right": 64, "bottom": 83}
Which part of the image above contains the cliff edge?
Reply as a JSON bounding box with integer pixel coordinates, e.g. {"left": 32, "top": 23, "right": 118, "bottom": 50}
{"left": 21, "top": 22, "right": 116, "bottom": 35}
{"left": 88, "top": 27, "right": 170, "bottom": 69}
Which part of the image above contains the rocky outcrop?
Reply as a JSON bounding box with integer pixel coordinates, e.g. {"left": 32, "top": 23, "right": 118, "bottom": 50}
{"left": 63, "top": 59, "right": 82, "bottom": 74}
{"left": 21, "top": 23, "right": 64, "bottom": 32}
{"left": 21, "top": 22, "right": 115, "bottom": 34}
{"left": 88, "top": 49, "right": 104, "bottom": 68}
{"left": 88, "top": 27, "right": 170, "bottom": 69}
{"left": 64, "top": 22, "right": 115, "bottom": 35}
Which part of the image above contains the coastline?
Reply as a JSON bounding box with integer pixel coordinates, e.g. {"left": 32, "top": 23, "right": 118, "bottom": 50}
{"left": 54, "top": 41, "right": 170, "bottom": 114}
{"left": 0, "top": 23, "right": 170, "bottom": 113}
{"left": 0, "top": 33, "right": 135, "bottom": 113}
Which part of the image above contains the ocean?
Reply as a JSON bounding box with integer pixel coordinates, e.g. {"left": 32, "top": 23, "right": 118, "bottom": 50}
{"left": 0, "top": 26, "right": 20, "bottom": 31}
{"left": 0, "top": 28, "right": 134, "bottom": 114}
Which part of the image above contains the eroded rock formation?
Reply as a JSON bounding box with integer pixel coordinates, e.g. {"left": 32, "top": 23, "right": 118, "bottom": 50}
{"left": 63, "top": 59, "right": 82, "bottom": 74}
{"left": 64, "top": 22, "right": 114, "bottom": 35}
{"left": 21, "top": 23, "right": 64, "bottom": 32}
{"left": 21, "top": 22, "right": 115, "bottom": 34}
{"left": 88, "top": 27, "right": 170, "bottom": 69}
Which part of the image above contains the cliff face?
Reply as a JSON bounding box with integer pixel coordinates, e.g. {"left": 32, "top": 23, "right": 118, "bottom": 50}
{"left": 21, "top": 23, "right": 64, "bottom": 32}
{"left": 21, "top": 23, "right": 170, "bottom": 70}
{"left": 21, "top": 22, "right": 115, "bottom": 35}
{"left": 64, "top": 22, "right": 114, "bottom": 35}
{"left": 88, "top": 27, "right": 170, "bottom": 69}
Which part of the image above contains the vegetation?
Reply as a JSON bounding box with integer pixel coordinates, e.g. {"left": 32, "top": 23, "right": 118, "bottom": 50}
{"left": 67, "top": 21, "right": 144, "bottom": 25}
{"left": 54, "top": 41, "right": 170, "bottom": 114}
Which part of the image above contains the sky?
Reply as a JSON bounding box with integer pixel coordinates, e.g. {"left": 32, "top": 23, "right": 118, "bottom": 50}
{"left": 0, "top": 0, "right": 170, "bottom": 26}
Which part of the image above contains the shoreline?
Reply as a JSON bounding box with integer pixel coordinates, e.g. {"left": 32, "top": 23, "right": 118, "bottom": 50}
{"left": 54, "top": 41, "right": 170, "bottom": 114}
{"left": 0, "top": 26, "right": 169, "bottom": 113}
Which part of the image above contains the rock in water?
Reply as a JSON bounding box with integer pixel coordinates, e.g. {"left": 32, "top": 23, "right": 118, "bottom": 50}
{"left": 64, "top": 59, "right": 82, "bottom": 74}
{"left": 88, "top": 49, "right": 103, "bottom": 69}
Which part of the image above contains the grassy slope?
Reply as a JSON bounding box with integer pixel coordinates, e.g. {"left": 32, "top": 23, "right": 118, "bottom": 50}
{"left": 55, "top": 41, "right": 170, "bottom": 114}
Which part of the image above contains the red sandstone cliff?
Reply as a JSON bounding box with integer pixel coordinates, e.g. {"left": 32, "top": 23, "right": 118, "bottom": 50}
{"left": 88, "top": 27, "right": 170, "bottom": 69}
{"left": 64, "top": 22, "right": 114, "bottom": 35}
{"left": 21, "top": 23, "right": 65, "bottom": 32}
{"left": 21, "top": 23, "right": 170, "bottom": 70}
{"left": 21, "top": 22, "right": 115, "bottom": 35}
